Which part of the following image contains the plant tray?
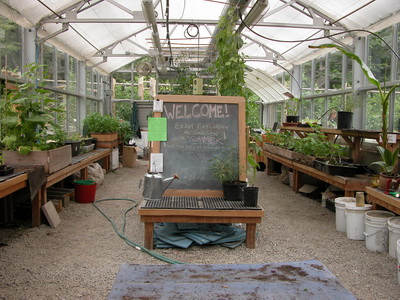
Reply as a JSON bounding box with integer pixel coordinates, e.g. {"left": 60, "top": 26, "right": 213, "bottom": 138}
{"left": 0, "top": 166, "right": 14, "bottom": 176}
{"left": 313, "top": 160, "right": 357, "bottom": 177}
{"left": 64, "top": 141, "right": 81, "bottom": 156}
{"left": 3, "top": 145, "right": 72, "bottom": 175}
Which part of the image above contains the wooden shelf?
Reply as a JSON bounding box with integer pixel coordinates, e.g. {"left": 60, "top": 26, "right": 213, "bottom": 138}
{"left": 366, "top": 186, "right": 400, "bottom": 214}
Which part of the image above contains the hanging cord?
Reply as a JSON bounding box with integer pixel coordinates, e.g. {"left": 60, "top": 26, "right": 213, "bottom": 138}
{"left": 92, "top": 198, "right": 186, "bottom": 264}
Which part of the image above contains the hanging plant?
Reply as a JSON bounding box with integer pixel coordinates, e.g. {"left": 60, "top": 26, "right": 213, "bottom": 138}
{"left": 211, "top": 7, "right": 246, "bottom": 97}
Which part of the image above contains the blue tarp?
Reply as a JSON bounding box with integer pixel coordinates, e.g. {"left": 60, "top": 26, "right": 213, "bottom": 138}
{"left": 154, "top": 223, "right": 246, "bottom": 249}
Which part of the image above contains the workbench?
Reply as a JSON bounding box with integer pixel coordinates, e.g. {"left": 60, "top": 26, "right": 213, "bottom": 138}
{"left": 264, "top": 151, "right": 371, "bottom": 197}
{"left": 366, "top": 186, "right": 400, "bottom": 214}
{"left": 1, "top": 148, "right": 111, "bottom": 227}
{"left": 279, "top": 127, "right": 400, "bottom": 164}
{"left": 138, "top": 196, "right": 264, "bottom": 249}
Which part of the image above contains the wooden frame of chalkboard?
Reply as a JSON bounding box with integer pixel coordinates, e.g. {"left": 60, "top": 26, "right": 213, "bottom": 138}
{"left": 151, "top": 95, "right": 246, "bottom": 197}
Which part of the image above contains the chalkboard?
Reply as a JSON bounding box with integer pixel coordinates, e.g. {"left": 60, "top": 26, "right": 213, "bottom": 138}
{"left": 152, "top": 95, "right": 246, "bottom": 197}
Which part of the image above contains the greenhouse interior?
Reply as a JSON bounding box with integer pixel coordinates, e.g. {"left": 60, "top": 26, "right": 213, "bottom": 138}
{"left": 1, "top": 0, "right": 400, "bottom": 299}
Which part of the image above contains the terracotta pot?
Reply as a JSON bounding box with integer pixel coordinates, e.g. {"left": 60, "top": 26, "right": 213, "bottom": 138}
{"left": 378, "top": 172, "right": 397, "bottom": 191}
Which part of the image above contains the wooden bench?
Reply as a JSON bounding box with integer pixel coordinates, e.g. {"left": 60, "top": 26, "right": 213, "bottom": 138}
{"left": 138, "top": 197, "right": 265, "bottom": 249}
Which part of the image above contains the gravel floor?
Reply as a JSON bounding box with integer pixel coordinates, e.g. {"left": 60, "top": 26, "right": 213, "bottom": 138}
{"left": 1, "top": 158, "right": 399, "bottom": 300}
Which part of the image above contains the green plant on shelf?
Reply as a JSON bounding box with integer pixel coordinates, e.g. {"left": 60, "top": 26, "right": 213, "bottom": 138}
{"left": 0, "top": 63, "right": 66, "bottom": 155}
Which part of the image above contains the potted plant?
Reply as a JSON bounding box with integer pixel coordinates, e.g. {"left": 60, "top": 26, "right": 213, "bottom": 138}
{"left": 209, "top": 147, "right": 246, "bottom": 201}
{"left": 284, "top": 97, "right": 300, "bottom": 124}
{"left": 83, "top": 113, "right": 120, "bottom": 148}
{"left": 370, "top": 146, "right": 400, "bottom": 190}
{"left": 0, "top": 63, "right": 71, "bottom": 174}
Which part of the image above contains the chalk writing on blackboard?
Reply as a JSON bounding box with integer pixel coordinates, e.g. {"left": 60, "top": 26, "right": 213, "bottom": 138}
{"left": 160, "top": 102, "right": 238, "bottom": 190}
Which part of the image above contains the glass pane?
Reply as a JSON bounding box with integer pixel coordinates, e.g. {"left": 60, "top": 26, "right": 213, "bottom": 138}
{"left": 301, "top": 99, "right": 311, "bottom": 120}
{"left": 86, "top": 67, "right": 92, "bottom": 96}
{"left": 284, "top": 72, "right": 291, "bottom": 89}
{"left": 43, "top": 43, "right": 55, "bottom": 87}
{"left": 67, "top": 95, "right": 78, "bottom": 132}
{"left": 395, "top": 88, "right": 400, "bottom": 132}
{"left": 93, "top": 71, "right": 98, "bottom": 97}
{"left": 69, "top": 56, "right": 77, "bottom": 92}
{"left": 397, "top": 24, "right": 400, "bottom": 80}
{"left": 329, "top": 51, "right": 342, "bottom": 90}
{"left": 0, "top": 16, "right": 21, "bottom": 72}
{"left": 313, "top": 97, "right": 325, "bottom": 121}
{"left": 302, "top": 61, "right": 312, "bottom": 95}
{"left": 275, "top": 103, "right": 282, "bottom": 123}
{"left": 57, "top": 93, "right": 67, "bottom": 131}
{"left": 368, "top": 26, "right": 392, "bottom": 82}
{"left": 366, "top": 90, "right": 382, "bottom": 130}
{"left": 326, "top": 96, "right": 342, "bottom": 128}
{"left": 114, "top": 72, "right": 132, "bottom": 99}
{"left": 345, "top": 56, "right": 352, "bottom": 88}
{"left": 57, "top": 50, "right": 66, "bottom": 90}
{"left": 314, "top": 57, "right": 326, "bottom": 93}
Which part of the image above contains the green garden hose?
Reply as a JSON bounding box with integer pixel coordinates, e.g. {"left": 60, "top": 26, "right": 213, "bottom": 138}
{"left": 93, "top": 198, "right": 186, "bottom": 264}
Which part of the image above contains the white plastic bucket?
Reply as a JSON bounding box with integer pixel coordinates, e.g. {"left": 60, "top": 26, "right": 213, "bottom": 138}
{"left": 397, "top": 239, "right": 400, "bottom": 285}
{"left": 335, "top": 197, "right": 356, "bottom": 233}
{"left": 364, "top": 210, "right": 394, "bottom": 252}
{"left": 388, "top": 217, "right": 400, "bottom": 258}
{"left": 345, "top": 203, "right": 372, "bottom": 240}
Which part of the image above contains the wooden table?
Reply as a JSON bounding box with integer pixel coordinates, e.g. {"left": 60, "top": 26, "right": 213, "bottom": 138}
{"left": 280, "top": 127, "right": 400, "bottom": 164}
{"left": 264, "top": 150, "right": 371, "bottom": 197}
{"left": 32, "top": 148, "right": 111, "bottom": 226}
{"left": 0, "top": 173, "right": 28, "bottom": 223}
{"left": 138, "top": 197, "right": 264, "bottom": 249}
{"left": 366, "top": 186, "right": 400, "bottom": 214}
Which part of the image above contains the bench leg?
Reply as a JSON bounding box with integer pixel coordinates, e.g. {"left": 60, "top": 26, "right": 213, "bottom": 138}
{"left": 144, "top": 222, "right": 154, "bottom": 249}
{"left": 245, "top": 223, "right": 256, "bottom": 248}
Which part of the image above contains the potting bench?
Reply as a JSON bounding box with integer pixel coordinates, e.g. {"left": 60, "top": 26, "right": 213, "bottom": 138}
{"left": 366, "top": 186, "right": 400, "bottom": 214}
{"left": 31, "top": 148, "right": 112, "bottom": 226}
{"left": 138, "top": 197, "right": 265, "bottom": 249}
{"left": 264, "top": 151, "right": 371, "bottom": 197}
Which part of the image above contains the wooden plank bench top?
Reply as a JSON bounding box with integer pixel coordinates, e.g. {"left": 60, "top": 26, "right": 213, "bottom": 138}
{"left": 138, "top": 197, "right": 265, "bottom": 249}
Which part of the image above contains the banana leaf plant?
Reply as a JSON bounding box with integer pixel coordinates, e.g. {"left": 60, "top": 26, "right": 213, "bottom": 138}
{"left": 309, "top": 44, "right": 398, "bottom": 149}
{"left": 309, "top": 44, "right": 399, "bottom": 175}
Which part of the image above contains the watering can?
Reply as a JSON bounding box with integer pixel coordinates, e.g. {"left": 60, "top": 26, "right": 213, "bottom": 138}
{"left": 140, "top": 172, "right": 179, "bottom": 200}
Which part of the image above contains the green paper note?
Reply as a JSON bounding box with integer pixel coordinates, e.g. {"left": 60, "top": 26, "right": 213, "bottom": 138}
{"left": 148, "top": 117, "right": 167, "bottom": 141}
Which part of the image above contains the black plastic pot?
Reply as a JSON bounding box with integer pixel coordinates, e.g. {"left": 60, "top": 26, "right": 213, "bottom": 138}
{"left": 286, "top": 116, "right": 300, "bottom": 123}
{"left": 223, "top": 181, "right": 247, "bottom": 201}
{"left": 243, "top": 187, "right": 259, "bottom": 207}
{"left": 337, "top": 111, "right": 353, "bottom": 129}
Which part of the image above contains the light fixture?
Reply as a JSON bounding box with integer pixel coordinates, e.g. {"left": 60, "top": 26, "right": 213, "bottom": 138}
{"left": 142, "top": 0, "right": 158, "bottom": 32}
{"left": 237, "top": 0, "right": 270, "bottom": 33}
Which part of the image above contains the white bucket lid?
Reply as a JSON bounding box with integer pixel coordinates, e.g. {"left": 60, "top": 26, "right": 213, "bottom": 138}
{"left": 388, "top": 216, "right": 400, "bottom": 228}
{"left": 365, "top": 210, "right": 395, "bottom": 219}
{"left": 345, "top": 202, "right": 372, "bottom": 211}
{"left": 335, "top": 197, "right": 356, "bottom": 208}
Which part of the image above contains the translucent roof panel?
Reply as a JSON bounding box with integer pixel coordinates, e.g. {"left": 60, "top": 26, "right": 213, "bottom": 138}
{"left": 1, "top": 0, "right": 400, "bottom": 100}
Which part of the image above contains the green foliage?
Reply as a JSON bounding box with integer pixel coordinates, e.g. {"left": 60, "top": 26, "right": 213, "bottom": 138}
{"left": 83, "top": 113, "right": 120, "bottom": 133}
{"left": 211, "top": 7, "right": 246, "bottom": 97}
{"left": 209, "top": 147, "right": 239, "bottom": 183}
{"left": 285, "top": 97, "right": 300, "bottom": 116}
{"left": 371, "top": 146, "right": 400, "bottom": 176}
{"left": 244, "top": 88, "right": 260, "bottom": 128}
{"left": 171, "top": 65, "right": 195, "bottom": 95}
{"left": 66, "top": 132, "right": 83, "bottom": 142}
{"left": 115, "top": 102, "right": 132, "bottom": 122}
{"left": 117, "top": 119, "right": 134, "bottom": 144}
{"left": 0, "top": 63, "right": 66, "bottom": 154}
